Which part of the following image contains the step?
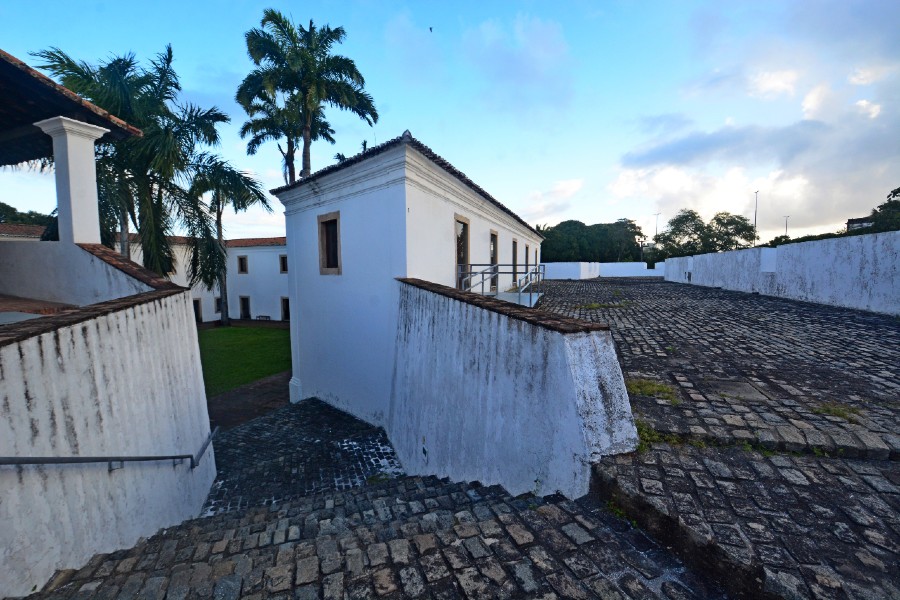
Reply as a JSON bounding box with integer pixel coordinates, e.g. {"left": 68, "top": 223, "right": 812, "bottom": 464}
{"left": 26, "top": 476, "right": 726, "bottom": 599}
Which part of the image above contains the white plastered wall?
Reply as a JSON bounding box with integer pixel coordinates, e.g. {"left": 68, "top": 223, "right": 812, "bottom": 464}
{"left": 0, "top": 292, "right": 215, "bottom": 597}
{"left": 279, "top": 146, "right": 408, "bottom": 423}
{"left": 389, "top": 282, "right": 637, "bottom": 498}
{"left": 226, "top": 245, "right": 290, "bottom": 321}
{"left": 404, "top": 146, "right": 542, "bottom": 291}
{"left": 0, "top": 242, "right": 151, "bottom": 305}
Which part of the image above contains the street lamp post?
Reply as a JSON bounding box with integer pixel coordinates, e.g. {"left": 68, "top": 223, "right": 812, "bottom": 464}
{"left": 784, "top": 215, "right": 790, "bottom": 236}
{"left": 754, "top": 191, "right": 759, "bottom": 241}
{"left": 653, "top": 212, "right": 661, "bottom": 238}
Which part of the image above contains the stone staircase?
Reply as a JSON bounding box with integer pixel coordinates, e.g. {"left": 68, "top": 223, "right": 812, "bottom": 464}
{"left": 21, "top": 401, "right": 727, "bottom": 599}
{"left": 27, "top": 476, "right": 725, "bottom": 599}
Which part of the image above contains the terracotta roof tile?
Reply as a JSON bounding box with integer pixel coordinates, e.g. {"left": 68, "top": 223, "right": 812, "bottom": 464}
{"left": 0, "top": 223, "right": 45, "bottom": 238}
{"left": 226, "top": 237, "right": 286, "bottom": 248}
{"left": 271, "top": 131, "right": 543, "bottom": 239}
{"left": 77, "top": 244, "right": 182, "bottom": 291}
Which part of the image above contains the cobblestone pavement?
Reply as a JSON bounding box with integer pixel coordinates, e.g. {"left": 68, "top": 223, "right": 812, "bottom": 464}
{"left": 28, "top": 476, "right": 726, "bottom": 600}
{"left": 204, "top": 400, "right": 405, "bottom": 516}
{"left": 537, "top": 278, "right": 900, "bottom": 598}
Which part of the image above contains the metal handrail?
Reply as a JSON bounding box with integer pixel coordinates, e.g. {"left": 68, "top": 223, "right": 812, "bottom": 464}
{"left": 0, "top": 427, "right": 218, "bottom": 471}
{"left": 457, "top": 263, "right": 544, "bottom": 305}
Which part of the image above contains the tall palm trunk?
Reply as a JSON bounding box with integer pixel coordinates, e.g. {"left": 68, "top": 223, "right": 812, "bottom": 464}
{"left": 216, "top": 207, "right": 231, "bottom": 326}
{"left": 301, "top": 122, "right": 312, "bottom": 178}
{"left": 286, "top": 137, "right": 296, "bottom": 184}
{"left": 119, "top": 206, "right": 130, "bottom": 258}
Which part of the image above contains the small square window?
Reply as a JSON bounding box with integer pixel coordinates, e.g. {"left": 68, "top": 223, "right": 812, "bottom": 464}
{"left": 279, "top": 254, "right": 288, "bottom": 273}
{"left": 214, "top": 297, "right": 221, "bottom": 314}
{"left": 318, "top": 211, "right": 341, "bottom": 275}
{"left": 237, "top": 255, "right": 248, "bottom": 274}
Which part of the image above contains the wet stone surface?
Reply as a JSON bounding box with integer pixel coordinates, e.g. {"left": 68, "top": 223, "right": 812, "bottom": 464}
{"left": 29, "top": 476, "right": 727, "bottom": 599}
{"left": 203, "top": 399, "right": 405, "bottom": 516}
{"left": 537, "top": 278, "right": 900, "bottom": 598}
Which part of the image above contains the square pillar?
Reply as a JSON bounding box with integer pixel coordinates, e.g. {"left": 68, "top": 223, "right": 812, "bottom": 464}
{"left": 34, "top": 116, "right": 109, "bottom": 244}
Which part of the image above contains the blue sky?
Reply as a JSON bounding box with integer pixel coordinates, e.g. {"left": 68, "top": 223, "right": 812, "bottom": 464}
{"left": 1, "top": 1, "right": 897, "bottom": 243}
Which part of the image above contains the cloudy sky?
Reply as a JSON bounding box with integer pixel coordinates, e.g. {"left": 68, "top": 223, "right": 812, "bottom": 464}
{"left": 1, "top": 0, "right": 897, "bottom": 243}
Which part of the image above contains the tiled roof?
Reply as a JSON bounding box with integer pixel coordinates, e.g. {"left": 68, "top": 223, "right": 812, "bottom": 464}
{"left": 0, "top": 223, "right": 45, "bottom": 238}
{"left": 0, "top": 48, "right": 142, "bottom": 166}
{"left": 270, "top": 131, "right": 543, "bottom": 239}
{"left": 226, "top": 237, "right": 286, "bottom": 248}
{"left": 127, "top": 233, "right": 286, "bottom": 248}
{"left": 77, "top": 244, "right": 182, "bottom": 291}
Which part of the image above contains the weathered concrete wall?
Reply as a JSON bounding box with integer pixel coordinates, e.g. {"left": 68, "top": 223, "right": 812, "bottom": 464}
{"left": 664, "top": 232, "right": 899, "bottom": 315}
{"left": 389, "top": 281, "right": 637, "bottom": 499}
{"left": 544, "top": 261, "right": 664, "bottom": 279}
{"left": 0, "top": 291, "right": 215, "bottom": 596}
{"left": 0, "top": 241, "right": 150, "bottom": 305}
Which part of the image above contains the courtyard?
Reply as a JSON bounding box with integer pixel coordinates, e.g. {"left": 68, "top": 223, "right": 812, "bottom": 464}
{"left": 538, "top": 278, "right": 900, "bottom": 598}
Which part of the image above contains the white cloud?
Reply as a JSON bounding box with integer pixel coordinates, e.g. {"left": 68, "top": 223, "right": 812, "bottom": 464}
{"left": 855, "top": 99, "right": 881, "bottom": 119}
{"left": 749, "top": 70, "right": 798, "bottom": 98}
{"left": 848, "top": 65, "right": 895, "bottom": 85}
{"left": 521, "top": 178, "right": 583, "bottom": 223}
{"left": 801, "top": 84, "right": 832, "bottom": 119}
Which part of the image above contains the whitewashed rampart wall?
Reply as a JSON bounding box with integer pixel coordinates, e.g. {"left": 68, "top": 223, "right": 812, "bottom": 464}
{"left": 0, "top": 241, "right": 150, "bottom": 305}
{"left": 389, "top": 281, "right": 637, "bottom": 499}
{"left": 0, "top": 291, "right": 216, "bottom": 596}
{"left": 664, "top": 232, "right": 899, "bottom": 315}
{"left": 544, "top": 261, "right": 665, "bottom": 279}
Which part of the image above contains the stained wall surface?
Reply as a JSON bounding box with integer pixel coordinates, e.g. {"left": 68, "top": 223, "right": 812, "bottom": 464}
{"left": 665, "top": 232, "right": 899, "bottom": 315}
{"left": 0, "top": 291, "right": 216, "bottom": 596}
{"left": 389, "top": 281, "right": 637, "bottom": 499}
{"left": 0, "top": 241, "right": 150, "bottom": 305}
{"left": 544, "top": 262, "right": 665, "bottom": 279}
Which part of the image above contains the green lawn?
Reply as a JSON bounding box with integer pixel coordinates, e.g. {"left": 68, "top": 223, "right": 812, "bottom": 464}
{"left": 198, "top": 326, "right": 291, "bottom": 397}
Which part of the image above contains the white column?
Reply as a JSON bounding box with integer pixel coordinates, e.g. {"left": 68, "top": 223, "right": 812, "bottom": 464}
{"left": 34, "top": 116, "right": 109, "bottom": 245}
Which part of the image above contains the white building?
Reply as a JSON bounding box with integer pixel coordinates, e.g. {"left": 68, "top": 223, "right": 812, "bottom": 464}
{"left": 126, "top": 235, "right": 289, "bottom": 323}
{"left": 0, "top": 49, "right": 215, "bottom": 595}
{"left": 274, "top": 131, "right": 637, "bottom": 499}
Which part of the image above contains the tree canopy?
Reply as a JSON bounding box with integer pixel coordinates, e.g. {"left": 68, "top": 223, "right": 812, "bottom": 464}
{"left": 0, "top": 201, "right": 52, "bottom": 226}
{"left": 537, "top": 219, "right": 645, "bottom": 262}
{"left": 653, "top": 209, "right": 755, "bottom": 259}
{"left": 237, "top": 9, "right": 377, "bottom": 183}
{"left": 34, "top": 46, "right": 265, "bottom": 285}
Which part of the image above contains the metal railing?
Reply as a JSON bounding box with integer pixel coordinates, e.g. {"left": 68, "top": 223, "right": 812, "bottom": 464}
{"left": 0, "top": 427, "right": 218, "bottom": 472}
{"left": 457, "top": 263, "right": 545, "bottom": 306}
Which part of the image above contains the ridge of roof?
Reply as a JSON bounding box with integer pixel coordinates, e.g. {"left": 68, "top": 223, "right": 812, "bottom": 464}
{"left": 125, "top": 234, "right": 286, "bottom": 248}
{"left": 270, "top": 131, "right": 543, "bottom": 239}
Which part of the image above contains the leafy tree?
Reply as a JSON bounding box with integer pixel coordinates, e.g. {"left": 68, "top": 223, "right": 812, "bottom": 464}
{"left": 238, "top": 9, "right": 378, "bottom": 181}
{"left": 0, "top": 201, "right": 52, "bottom": 226}
{"left": 538, "top": 219, "right": 644, "bottom": 262}
{"left": 189, "top": 154, "right": 269, "bottom": 325}
{"left": 871, "top": 195, "right": 900, "bottom": 233}
{"left": 34, "top": 46, "right": 263, "bottom": 284}
{"left": 237, "top": 91, "right": 335, "bottom": 185}
{"left": 654, "top": 209, "right": 755, "bottom": 259}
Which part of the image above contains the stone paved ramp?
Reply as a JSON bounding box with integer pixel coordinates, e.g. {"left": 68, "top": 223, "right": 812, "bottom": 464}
{"left": 538, "top": 278, "right": 900, "bottom": 598}
{"left": 25, "top": 397, "right": 727, "bottom": 599}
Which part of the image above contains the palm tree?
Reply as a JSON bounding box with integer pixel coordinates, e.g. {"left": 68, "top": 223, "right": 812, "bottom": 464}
{"left": 237, "top": 91, "right": 335, "bottom": 185}
{"left": 34, "top": 46, "right": 265, "bottom": 283}
{"left": 238, "top": 9, "right": 378, "bottom": 181}
{"left": 189, "top": 154, "right": 269, "bottom": 325}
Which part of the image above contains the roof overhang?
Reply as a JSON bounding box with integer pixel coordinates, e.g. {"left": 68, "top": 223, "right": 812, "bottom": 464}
{"left": 0, "top": 48, "right": 142, "bottom": 167}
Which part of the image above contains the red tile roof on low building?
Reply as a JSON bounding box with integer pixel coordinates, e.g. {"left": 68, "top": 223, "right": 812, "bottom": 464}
{"left": 0, "top": 223, "right": 45, "bottom": 238}
{"left": 226, "top": 237, "right": 286, "bottom": 248}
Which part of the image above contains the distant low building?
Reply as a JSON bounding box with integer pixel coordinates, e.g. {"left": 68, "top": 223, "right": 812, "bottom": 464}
{"left": 847, "top": 216, "right": 874, "bottom": 231}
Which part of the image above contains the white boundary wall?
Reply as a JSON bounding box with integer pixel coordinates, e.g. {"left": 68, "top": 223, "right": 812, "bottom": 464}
{"left": 0, "top": 292, "right": 216, "bottom": 596}
{"left": 544, "top": 261, "right": 665, "bottom": 279}
{"left": 665, "top": 231, "right": 900, "bottom": 315}
{"left": 389, "top": 281, "right": 637, "bottom": 499}
{"left": 0, "top": 241, "right": 151, "bottom": 305}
